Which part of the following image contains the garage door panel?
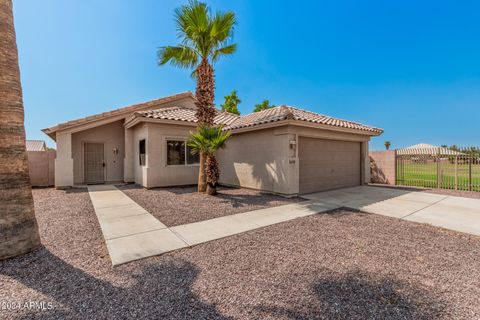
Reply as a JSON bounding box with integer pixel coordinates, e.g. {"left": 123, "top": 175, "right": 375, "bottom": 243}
{"left": 299, "top": 137, "right": 361, "bottom": 194}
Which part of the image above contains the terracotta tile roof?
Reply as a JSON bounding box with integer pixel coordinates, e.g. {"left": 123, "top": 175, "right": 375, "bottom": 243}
{"left": 224, "top": 106, "right": 382, "bottom": 133}
{"left": 136, "top": 106, "right": 240, "bottom": 126}
{"left": 42, "top": 91, "right": 194, "bottom": 140}
{"left": 26, "top": 140, "right": 47, "bottom": 151}
{"left": 43, "top": 91, "right": 381, "bottom": 142}
{"left": 135, "top": 105, "right": 382, "bottom": 134}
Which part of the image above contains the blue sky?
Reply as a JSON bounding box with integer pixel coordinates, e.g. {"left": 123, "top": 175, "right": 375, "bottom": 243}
{"left": 13, "top": 0, "right": 480, "bottom": 150}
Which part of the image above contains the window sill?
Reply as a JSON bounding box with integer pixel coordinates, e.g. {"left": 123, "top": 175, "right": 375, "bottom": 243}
{"left": 165, "top": 164, "right": 200, "bottom": 167}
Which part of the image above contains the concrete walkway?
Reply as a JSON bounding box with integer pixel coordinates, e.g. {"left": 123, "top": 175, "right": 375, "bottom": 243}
{"left": 88, "top": 185, "right": 189, "bottom": 265}
{"left": 88, "top": 185, "right": 337, "bottom": 266}
{"left": 303, "top": 185, "right": 480, "bottom": 236}
{"left": 89, "top": 184, "right": 480, "bottom": 265}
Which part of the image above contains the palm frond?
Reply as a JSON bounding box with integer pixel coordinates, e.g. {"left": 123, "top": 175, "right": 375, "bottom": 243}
{"left": 212, "top": 43, "right": 237, "bottom": 62}
{"left": 210, "top": 11, "right": 236, "bottom": 43}
{"left": 209, "top": 129, "right": 230, "bottom": 151}
{"left": 159, "top": 0, "right": 237, "bottom": 69}
{"left": 187, "top": 126, "right": 231, "bottom": 156}
{"left": 157, "top": 45, "right": 199, "bottom": 68}
{"left": 175, "top": 0, "right": 210, "bottom": 54}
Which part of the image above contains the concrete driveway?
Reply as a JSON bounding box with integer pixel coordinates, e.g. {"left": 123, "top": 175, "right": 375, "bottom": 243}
{"left": 303, "top": 185, "right": 480, "bottom": 236}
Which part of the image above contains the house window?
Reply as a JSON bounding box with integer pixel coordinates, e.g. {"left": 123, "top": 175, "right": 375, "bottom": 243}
{"left": 139, "top": 139, "right": 146, "bottom": 166}
{"left": 166, "top": 140, "right": 199, "bottom": 165}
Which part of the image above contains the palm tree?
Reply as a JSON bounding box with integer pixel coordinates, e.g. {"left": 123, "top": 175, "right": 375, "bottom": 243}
{"left": 158, "top": 0, "right": 236, "bottom": 192}
{"left": 0, "top": 0, "right": 41, "bottom": 260}
{"left": 188, "top": 126, "right": 230, "bottom": 195}
{"left": 384, "top": 141, "right": 391, "bottom": 150}
{"left": 253, "top": 99, "right": 274, "bottom": 112}
{"left": 220, "top": 90, "right": 241, "bottom": 115}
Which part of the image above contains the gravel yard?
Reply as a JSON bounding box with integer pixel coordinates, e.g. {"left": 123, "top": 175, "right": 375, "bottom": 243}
{"left": 1, "top": 188, "right": 480, "bottom": 319}
{"left": 117, "top": 184, "right": 302, "bottom": 226}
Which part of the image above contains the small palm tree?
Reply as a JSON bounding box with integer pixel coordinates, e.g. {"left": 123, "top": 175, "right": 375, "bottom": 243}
{"left": 253, "top": 99, "right": 274, "bottom": 112}
{"left": 188, "top": 126, "right": 231, "bottom": 195}
{"left": 221, "top": 90, "right": 241, "bottom": 115}
{"left": 384, "top": 141, "right": 391, "bottom": 150}
{"left": 158, "top": 0, "right": 237, "bottom": 192}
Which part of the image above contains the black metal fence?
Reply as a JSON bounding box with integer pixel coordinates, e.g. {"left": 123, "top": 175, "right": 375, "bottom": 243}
{"left": 395, "top": 147, "right": 480, "bottom": 191}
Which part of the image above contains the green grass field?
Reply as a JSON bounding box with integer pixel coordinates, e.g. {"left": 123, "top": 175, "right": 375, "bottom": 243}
{"left": 396, "top": 161, "right": 480, "bottom": 191}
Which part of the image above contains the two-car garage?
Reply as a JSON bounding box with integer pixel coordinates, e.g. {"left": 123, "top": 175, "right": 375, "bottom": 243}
{"left": 298, "top": 137, "right": 362, "bottom": 194}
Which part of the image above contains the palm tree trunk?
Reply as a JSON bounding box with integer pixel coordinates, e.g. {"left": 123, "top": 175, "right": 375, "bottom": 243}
{"left": 205, "top": 154, "right": 219, "bottom": 196}
{"left": 195, "top": 58, "right": 215, "bottom": 126}
{"left": 0, "top": 0, "right": 41, "bottom": 260}
{"left": 195, "top": 58, "right": 215, "bottom": 192}
{"left": 197, "top": 152, "right": 207, "bottom": 193}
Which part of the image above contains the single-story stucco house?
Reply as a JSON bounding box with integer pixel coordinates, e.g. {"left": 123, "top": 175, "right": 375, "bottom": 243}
{"left": 42, "top": 91, "right": 382, "bottom": 196}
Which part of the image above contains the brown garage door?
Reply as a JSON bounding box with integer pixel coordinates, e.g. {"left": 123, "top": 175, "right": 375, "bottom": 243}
{"left": 299, "top": 137, "right": 361, "bottom": 194}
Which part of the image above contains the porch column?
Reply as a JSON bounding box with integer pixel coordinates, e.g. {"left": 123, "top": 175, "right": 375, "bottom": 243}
{"left": 55, "top": 132, "right": 74, "bottom": 188}
{"left": 123, "top": 127, "right": 134, "bottom": 183}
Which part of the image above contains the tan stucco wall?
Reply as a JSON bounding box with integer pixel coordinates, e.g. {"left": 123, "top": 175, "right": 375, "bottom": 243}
{"left": 124, "top": 126, "right": 134, "bottom": 183}
{"left": 55, "top": 132, "right": 73, "bottom": 187}
{"left": 217, "top": 124, "right": 372, "bottom": 195}
{"left": 132, "top": 124, "right": 148, "bottom": 186}
{"left": 130, "top": 122, "right": 199, "bottom": 188}
{"left": 28, "top": 150, "right": 55, "bottom": 187}
{"left": 370, "top": 150, "right": 396, "bottom": 184}
{"left": 51, "top": 96, "right": 196, "bottom": 187}
{"left": 217, "top": 126, "right": 297, "bottom": 195}
{"left": 71, "top": 120, "right": 125, "bottom": 184}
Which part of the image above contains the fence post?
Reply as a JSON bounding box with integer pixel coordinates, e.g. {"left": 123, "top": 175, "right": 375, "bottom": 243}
{"left": 436, "top": 148, "right": 440, "bottom": 189}
{"left": 393, "top": 149, "right": 397, "bottom": 185}
{"left": 469, "top": 155, "right": 473, "bottom": 191}
{"left": 454, "top": 156, "right": 458, "bottom": 191}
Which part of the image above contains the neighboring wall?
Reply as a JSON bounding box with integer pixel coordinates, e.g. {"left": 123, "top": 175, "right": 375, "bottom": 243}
{"left": 71, "top": 120, "right": 125, "bottom": 184}
{"left": 27, "top": 150, "right": 55, "bottom": 187}
{"left": 217, "top": 127, "right": 296, "bottom": 195}
{"left": 370, "top": 150, "right": 396, "bottom": 184}
{"left": 131, "top": 122, "right": 199, "bottom": 188}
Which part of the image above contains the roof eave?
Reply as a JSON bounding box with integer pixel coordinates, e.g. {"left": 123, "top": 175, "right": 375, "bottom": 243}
{"left": 42, "top": 128, "right": 56, "bottom": 142}
{"left": 226, "top": 119, "right": 383, "bottom": 136}
{"left": 42, "top": 91, "right": 195, "bottom": 139}
{"left": 124, "top": 115, "right": 198, "bottom": 129}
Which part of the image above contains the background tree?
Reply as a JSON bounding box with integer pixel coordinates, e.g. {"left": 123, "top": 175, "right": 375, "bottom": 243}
{"left": 188, "top": 126, "right": 230, "bottom": 195}
{"left": 158, "top": 0, "right": 236, "bottom": 192}
{"left": 220, "top": 90, "right": 241, "bottom": 115}
{"left": 253, "top": 99, "right": 274, "bottom": 112}
{"left": 0, "top": 0, "right": 41, "bottom": 260}
{"left": 384, "top": 141, "right": 391, "bottom": 150}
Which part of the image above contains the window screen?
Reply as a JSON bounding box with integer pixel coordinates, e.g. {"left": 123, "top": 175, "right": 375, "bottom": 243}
{"left": 166, "top": 140, "right": 200, "bottom": 165}
{"left": 167, "top": 140, "right": 185, "bottom": 165}
{"left": 186, "top": 145, "right": 199, "bottom": 165}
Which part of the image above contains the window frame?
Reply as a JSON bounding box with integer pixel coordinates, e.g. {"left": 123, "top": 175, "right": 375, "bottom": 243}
{"left": 165, "top": 137, "right": 199, "bottom": 167}
{"left": 139, "top": 139, "right": 146, "bottom": 166}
